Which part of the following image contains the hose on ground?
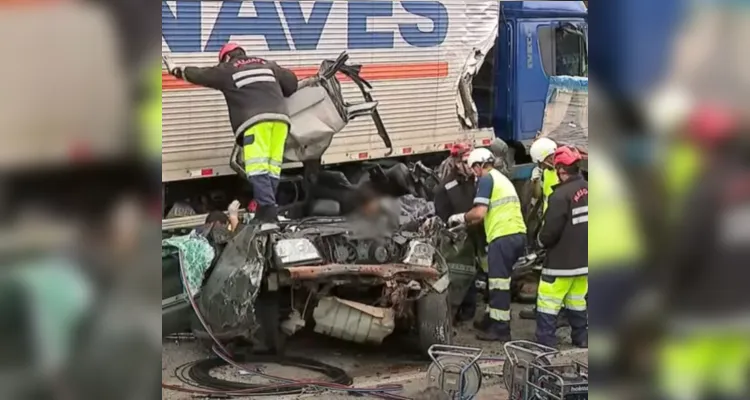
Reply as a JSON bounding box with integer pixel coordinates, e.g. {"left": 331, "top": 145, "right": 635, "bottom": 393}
{"left": 163, "top": 229, "right": 412, "bottom": 399}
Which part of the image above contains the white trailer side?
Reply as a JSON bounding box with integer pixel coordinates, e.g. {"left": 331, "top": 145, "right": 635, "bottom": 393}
{"left": 161, "top": 0, "right": 499, "bottom": 182}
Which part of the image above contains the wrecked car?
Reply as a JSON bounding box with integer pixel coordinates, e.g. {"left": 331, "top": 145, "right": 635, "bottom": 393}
{"left": 162, "top": 52, "right": 473, "bottom": 352}
{"left": 188, "top": 214, "right": 467, "bottom": 353}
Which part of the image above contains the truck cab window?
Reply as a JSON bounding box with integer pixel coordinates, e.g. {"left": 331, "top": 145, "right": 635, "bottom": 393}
{"left": 555, "top": 28, "right": 587, "bottom": 76}
{"left": 538, "top": 25, "right": 588, "bottom": 77}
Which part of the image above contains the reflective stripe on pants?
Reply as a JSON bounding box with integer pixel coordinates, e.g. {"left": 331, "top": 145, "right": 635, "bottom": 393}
{"left": 243, "top": 121, "right": 288, "bottom": 178}
{"left": 487, "top": 234, "right": 526, "bottom": 334}
{"left": 535, "top": 275, "right": 588, "bottom": 347}
{"left": 242, "top": 121, "right": 288, "bottom": 206}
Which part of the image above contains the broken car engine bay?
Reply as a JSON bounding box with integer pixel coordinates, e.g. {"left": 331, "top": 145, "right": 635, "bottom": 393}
{"left": 193, "top": 212, "right": 467, "bottom": 353}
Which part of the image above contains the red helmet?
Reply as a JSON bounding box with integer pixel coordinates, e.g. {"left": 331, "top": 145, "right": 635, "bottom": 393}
{"left": 450, "top": 143, "right": 471, "bottom": 157}
{"left": 553, "top": 146, "right": 582, "bottom": 166}
{"left": 218, "top": 42, "right": 242, "bottom": 62}
{"left": 687, "top": 105, "right": 737, "bottom": 145}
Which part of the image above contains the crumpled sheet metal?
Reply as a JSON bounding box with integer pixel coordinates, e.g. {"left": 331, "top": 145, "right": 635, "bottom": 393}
{"left": 199, "top": 226, "right": 266, "bottom": 339}
{"left": 162, "top": 231, "right": 215, "bottom": 296}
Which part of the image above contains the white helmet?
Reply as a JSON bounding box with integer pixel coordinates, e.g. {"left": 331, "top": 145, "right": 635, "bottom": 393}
{"left": 529, "top": 137, "right": 557, "bottom": 163}
{"left": 646, "top": 85, "right": 694, "bottom": 135}
{"left": 466, "top": 148, "right": 495, "bottom": 168}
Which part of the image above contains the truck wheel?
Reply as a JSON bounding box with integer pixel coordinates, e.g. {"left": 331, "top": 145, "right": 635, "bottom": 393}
{"left": 416, "top": 290, "right": 453, "bottom": 353}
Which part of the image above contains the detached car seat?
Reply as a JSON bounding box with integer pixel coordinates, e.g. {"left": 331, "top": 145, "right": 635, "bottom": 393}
{"left": 230, "top": 52, "right": 392, "bottom": 174}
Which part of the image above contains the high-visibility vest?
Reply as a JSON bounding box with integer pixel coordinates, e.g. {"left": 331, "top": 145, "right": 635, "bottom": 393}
{"left": 484, "top": 169, "right": 527, "bottom": 242}
{"left": 140, "top": 64, "right": 161, "bottom": 158}
{"left": 664, "top": 140, "right": 702, "bottom": 218}
{"left": 542, "top": 168, "right": 560, "bottom": 213}
{"left": 589, "top": 155, "right": 643, "bottom": 268}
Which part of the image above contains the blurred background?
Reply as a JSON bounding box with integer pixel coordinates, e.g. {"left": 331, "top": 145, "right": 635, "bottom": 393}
{"left": 588, "top": 0, "right": 750, "bottom": 399}
{"left": 0, "top": 1, "right": 161, "bottom": 399}
{"left": 0, "top": 0, "right": 747, "bottom": 399}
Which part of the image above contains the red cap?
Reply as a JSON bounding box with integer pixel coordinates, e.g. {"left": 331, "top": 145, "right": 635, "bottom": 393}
{"left": 248, "top": 200, "right": 258, "bottom": 213}
{"left": 687, "top": 105, "right": 737, "bottom": 145}
{"left": 219, "top": 43, "right": 241, "bottom": 62}
{"left": 553, "top": 146, "right": 582, "bottom": 166}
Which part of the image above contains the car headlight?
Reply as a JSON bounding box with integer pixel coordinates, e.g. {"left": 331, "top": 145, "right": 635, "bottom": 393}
{"left": 274, "top": 238, "right": 323, "bottom": 266}
{"left": 403, "top": 240, "right": 435, "bottom": 267}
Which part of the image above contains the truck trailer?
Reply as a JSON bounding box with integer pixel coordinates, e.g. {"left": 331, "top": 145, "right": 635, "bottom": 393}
{"left": 161, "top": 0, "right": 588, "bottom": 216}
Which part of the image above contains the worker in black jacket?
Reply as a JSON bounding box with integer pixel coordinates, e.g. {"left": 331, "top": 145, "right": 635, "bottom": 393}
{"left": 657, "top": 106, "right": 750, "bottom": 400}
{"left": 433, "top": 144, "right": 486, "bottom": 324}
{"left": 535, "top": 146, "right": 588, "bottom": 348}
{"left": 165, "top": 43, "right": 298, "bottom": 222}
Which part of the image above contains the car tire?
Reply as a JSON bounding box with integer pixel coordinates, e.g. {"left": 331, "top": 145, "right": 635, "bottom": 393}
{"left": 416, "top": 290, "right": 453, "bottom": 354}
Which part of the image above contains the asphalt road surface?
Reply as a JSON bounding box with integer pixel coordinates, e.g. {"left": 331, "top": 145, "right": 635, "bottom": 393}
{"left": 162, "top": 303, "right": 585, "bottom": 399}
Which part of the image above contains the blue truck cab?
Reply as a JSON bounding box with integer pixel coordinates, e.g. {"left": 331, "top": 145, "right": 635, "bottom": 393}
{"left": 473, "top": 1, "right": 587, "bottom": 147}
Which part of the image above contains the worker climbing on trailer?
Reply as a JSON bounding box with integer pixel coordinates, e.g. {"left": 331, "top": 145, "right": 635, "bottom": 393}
{"left": 535, "top": 146, "right": 588, "bottom": 348}
{"left": 448, "top": 148, "right": 527, "bottom": 341}
{"left": 164, "top": 43, "right": 299, "bottom": 222}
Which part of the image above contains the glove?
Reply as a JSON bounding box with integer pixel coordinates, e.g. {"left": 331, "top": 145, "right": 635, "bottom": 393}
{"left": 227, "top": 200, "right": 241, "bottom": 219}
{"left": 447, "top": 213, "right": 465, "bottom": 227}
{"left": 162, "top": 55, "right": 184, "bottom": 79}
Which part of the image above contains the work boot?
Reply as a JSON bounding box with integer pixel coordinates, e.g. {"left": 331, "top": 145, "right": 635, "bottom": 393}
{"left": 252, "top": 205, "right": 278, "bottom": 223}
{"left": 473, "top": 314, "right": 491, "bottom": 331}
{"left": 475, "top": 321, "right": 511, "bottom": 342}
{"left": 475, "top": 327, "right": 511, "bottom": 342}
{"left": 519, "top": 307, "right": 536, "bottom": 320}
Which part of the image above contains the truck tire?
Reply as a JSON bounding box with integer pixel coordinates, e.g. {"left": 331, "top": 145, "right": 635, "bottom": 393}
{"left": 416, "top": 290, "right": 453, "bottom": 353}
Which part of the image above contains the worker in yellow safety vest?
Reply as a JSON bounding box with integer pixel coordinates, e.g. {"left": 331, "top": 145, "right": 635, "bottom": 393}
{"left": 588, "top": 144, "right": 645, "bottom": 392}
{"left": 529, "top": 137, "right": 561, "bottom": 213}
{"left": 520, "top": 137, "right": 561, "bottom": 321}
{"left": 448, "top": 148, "right": 527, "bottom": 341}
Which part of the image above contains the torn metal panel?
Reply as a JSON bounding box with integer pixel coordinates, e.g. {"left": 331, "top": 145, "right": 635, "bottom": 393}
{"left": 283, "top": 264, "right": 441, "bottom": 282}
{"left": 313, "top": 297, "right": 395, "bottom": 344}
{"left": 199, "top": 225, "right": 266, "bottom": 340}
{"left": 455, "top": 1, "right": 501, "bottom": 128}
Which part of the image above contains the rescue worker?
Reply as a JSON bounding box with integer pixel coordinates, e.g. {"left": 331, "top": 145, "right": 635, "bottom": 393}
{"left": 658, "top": 106, "right": 750, "bottom": 400}
{"left": 534, "top": 146, "right": 588, "bottom": 348}
{"left": 433, "top": 144, "right": 485, "bottom": 324}
{"left": 529, "top": 137, "right": 561, "bottom": 213}
{"left": 436, "top": 143, "right": 472, "bottom": 183}
{"left": 521, "top": 137, "right": 560, "bottom": 320}
{"left": 448, "top": 148, "right": 527, "bottom": 341}
{"left": 165, "top": 43, "right": 299, "bottom": 222}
